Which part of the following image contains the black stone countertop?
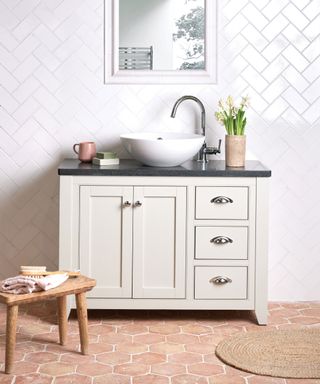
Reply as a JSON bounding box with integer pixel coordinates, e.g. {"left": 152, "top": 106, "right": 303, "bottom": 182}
{"left": 58, "top": 159, "right": 271, "bottom": 177}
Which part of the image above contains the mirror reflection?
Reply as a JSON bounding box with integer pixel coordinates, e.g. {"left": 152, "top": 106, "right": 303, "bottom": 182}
{"left": 119, "top": 0, "right": 205, "bottom": 71}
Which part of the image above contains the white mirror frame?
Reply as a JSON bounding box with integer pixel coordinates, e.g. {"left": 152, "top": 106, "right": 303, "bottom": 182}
{"left": 105, "top": 0, "right": 217, "bottom": 84}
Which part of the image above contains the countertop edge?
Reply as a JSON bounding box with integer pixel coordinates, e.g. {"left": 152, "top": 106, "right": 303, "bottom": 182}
{"left": 58, "top": 159, "right": 271, "bottom": 178}
{"left": 58, "top": 169, "right": 272, "bottom": 177}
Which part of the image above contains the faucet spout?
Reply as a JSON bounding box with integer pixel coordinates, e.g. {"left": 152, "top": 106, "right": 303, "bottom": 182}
{"left": 170, "top": 95, "right": 206, "bottom": 136}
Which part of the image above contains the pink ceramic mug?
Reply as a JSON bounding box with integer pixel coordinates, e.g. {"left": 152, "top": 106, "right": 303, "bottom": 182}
{"left": 73, "top": 142, "right": 96, "bottom": 163}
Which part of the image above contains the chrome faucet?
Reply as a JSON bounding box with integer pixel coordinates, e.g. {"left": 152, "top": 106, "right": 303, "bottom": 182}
{"left": 170, "top": 95, "right": 221, "bottom": 163}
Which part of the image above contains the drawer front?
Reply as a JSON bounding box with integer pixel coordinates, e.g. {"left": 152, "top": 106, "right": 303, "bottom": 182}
{"left": 195, "top": 227, "right": 248, "bottom": 260}
{"left": 194, "top": 266, "right": 247, "bottom": 300}
{"left": 196, "top": 187, "right": 248, "bottom": 220}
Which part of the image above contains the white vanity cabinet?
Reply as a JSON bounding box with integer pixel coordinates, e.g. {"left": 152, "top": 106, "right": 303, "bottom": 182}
{"left": 59, "top": 160, "right": 270, "bottom": 325}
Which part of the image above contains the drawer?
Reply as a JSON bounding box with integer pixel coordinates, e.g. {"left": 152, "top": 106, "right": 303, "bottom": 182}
{"left": 195, "top": 187, "right": 248, "bottom": 220}
{"left": 195, "top": 227, "right": 248, "bottom": 260}
{"left": 194, "top": 266, "right": 247, "bottom": 300}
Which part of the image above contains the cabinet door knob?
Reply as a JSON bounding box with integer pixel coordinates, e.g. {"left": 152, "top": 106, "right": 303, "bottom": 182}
{"left": 209, "top": 276, "right": 232, "bottom": 285}
{"left": 135, "top": 201, "right": 143, "bottom": 207}
{"left": 211, "top": 196, "right": 233, "bottom": 204}
{"left": 123, "top": 201, "right": 131, "bottom": 207}
{"left": 210, "top": 236, "right": 233, "bottom": 245}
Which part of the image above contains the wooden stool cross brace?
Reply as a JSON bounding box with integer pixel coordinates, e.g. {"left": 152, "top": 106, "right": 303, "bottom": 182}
{"left": 0, "top": 275, "right": 96, "bottom": 374}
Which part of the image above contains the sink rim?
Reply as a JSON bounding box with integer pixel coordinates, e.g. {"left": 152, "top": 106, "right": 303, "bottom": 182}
{"left": 120, "top": 132, "right": 204, "bottom": 142}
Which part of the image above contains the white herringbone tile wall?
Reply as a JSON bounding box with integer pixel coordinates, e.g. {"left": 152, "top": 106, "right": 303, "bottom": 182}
{"left": 0, "top": 0, "right": 320, "bottom": 300}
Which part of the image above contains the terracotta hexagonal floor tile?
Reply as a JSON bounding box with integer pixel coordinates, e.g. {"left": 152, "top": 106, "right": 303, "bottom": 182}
{"left": 181, "top": 324, "right": 212, "bottom": 335}
{"left": 185, "top": 343, "right": 215, "bottom": 354}
{"left": 246, "top": 377, "right": 286, "bottom": 384}
{"left": 169, "top": 352, "right": 202, "bottom": 364}
{"left": 77, "top": 362, "right": 112, "bottom": 376}
{"left": 88, "top": 324, "right": 115, "bottom": 335}
{"left": 101, "top": 332, "right": 132, "bottom": 344}
{"left": 19, "top": 322, "right": 53, "bottom": 336}
{"left": 276, "top": 323, "right": 307, "bottom": 330}
{"left": 88, "top": 342, "right": 113, "bottom": 354}
{"left": 209, "top": 375, "right": 246, "bottom": 384}
{"left": 25, "top": 351, "right": 58, "bottom": 363}
{"left": 133, "top": 374, "right": 169, "bottom": 384}
{"left": 268, "top": 303, "right": 282, "bottom": 310}
{"left": 270, "top": 308, "right": 300, "bottom": 318}
{"left": 281, "top": 302, "right": 311, "bottom": 309}
{"left": 167, "top": 334, "right": 199, "bottom": 344}
{"left": 0, "top": 349, "right": 24, "bottom": 362}
{"left": 188, "top": 362, "right": 224, "bottom": 376}
{"left": 31, "top": 332, "right": 59, "bottom": 345}
{"left": 116, "top": 342, "right": 148, "bottom": 354}
{"left": 94, "top": 374, "right": 131, "bottom": 384}
{"left": 132, "top": 352, "right": 166, "bottom": 364}
{"left": 39, "top": 362, "right": 75, "bottom": 376}
{"left": 60, "top": 352, "right": 95, "bottom": 364}
{"left": 114, "top": 363, "right": 149, "bottom": 376}
{"left": 149, "top": 324, "right": 181, "bottom": 335}
{"left": 150, "top": 342, "right": 184, "bottom": 354}
{"left": 151, "top": 362, "right": 186, "bottom": 376}
{"left": 171, "top": 374, "right": 208, "bottom": 384}
{"left": 203, "top": 353, "right": 223, "bottom": 364}
{"left": 134, "top": 333, "right": 165, "bottom": 345}
{"left": 0, "top": 371, "right": 14, "bottom": 384}
{"left": 96, "top": 351, "right": 130, "bottom": 365}
{"left": 15, "top": 341, "right": 45, "bottom": 353}
{"left": 267, "top": 315, "right": 289, "bottom": 325}
{"left": 102, "top": 318, "right": 132, "bottom": 326}
{"left": 54, "top": 374, "right": 92, "bottom": 384}
{"left": 11, "top": 361, "right": 39, "bottom": 375}
{"left": 46, "top": 342, "right": 80, "bottom": 354}
{"left": 212, "top": 325, "right": 243, "bottom": 335}
{"left": 119, "top": 324, "right": 149, "bottom": 335}
{"left": 14, "top": 373, "right": 53, "bottom": 384}
{"left": 289, "top": 316, "right": 320, "bottom": 325}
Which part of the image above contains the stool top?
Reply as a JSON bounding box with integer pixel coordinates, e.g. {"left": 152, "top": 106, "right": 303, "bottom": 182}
{"left": 0, "top": 275, "right": 96, "bottom": 306}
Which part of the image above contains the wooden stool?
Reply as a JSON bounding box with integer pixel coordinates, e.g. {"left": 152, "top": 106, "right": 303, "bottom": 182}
{"left": 0, "top": 275, "right": 96, "bottom": 374}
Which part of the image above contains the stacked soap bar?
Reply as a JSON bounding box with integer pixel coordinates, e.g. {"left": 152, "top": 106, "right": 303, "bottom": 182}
{"left": 93, "top": 152, "right": 119, "bottom": 165}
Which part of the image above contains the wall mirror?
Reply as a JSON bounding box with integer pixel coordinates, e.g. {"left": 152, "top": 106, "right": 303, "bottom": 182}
{"left": 105, "top": 0, "right": 217, "bottom": 84}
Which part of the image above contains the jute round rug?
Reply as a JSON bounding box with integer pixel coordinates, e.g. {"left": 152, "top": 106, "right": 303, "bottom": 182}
{"left": 215, "top": 329, "right": 320, "bottom": 378}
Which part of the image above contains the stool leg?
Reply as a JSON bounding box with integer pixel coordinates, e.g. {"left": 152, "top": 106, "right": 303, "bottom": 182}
{"left": 75, "top": 292, "right": 89, "bottom": 355}
{"left": 5, "top": 305, "right": 19, "bottom": 374}
{"left": 57, "top": 296, "right": 67, "bottom": 346}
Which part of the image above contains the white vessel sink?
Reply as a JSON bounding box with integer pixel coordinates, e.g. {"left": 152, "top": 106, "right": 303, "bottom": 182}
{"left": 120, "top": 132, "right": 205, "bottom": 167}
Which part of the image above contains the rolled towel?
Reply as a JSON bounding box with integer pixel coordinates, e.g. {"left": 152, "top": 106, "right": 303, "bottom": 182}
{"left": 0, "top": 273, "right": 68, "bottom": 294}
{"left": 36, "top": 273, "right": 68, "bottom": 291}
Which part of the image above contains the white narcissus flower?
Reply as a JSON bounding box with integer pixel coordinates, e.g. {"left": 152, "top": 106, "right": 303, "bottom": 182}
{"left": 231, "top": 107, "right": 238, "bottom": 118}
{"left": 226, "top": 95, "right": 234, "bottom": 108}
{"left": 214, "top": 111, "right": 224, "bottom": 125}
{"left": 218, "top": 98, "right": 224, "bottom": 110}
{"left": 240, "top": 95, "right": 250, "bottom": 109}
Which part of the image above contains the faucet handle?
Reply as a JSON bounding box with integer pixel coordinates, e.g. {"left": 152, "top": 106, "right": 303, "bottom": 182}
{"left": 206, "top": 139, "right": 222, "bottom": 155}
{"left": 216, "top": 139, "right": 222, "bottom": 154}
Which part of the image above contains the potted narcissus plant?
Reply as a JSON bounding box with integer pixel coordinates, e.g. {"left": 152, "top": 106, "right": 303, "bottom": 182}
{"left": 215, "top": 96, "right": 250, "bottom": 167}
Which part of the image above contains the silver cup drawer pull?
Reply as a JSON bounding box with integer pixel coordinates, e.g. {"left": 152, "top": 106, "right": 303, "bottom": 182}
{"left": 210, "top": 236, "right": 233, "bottom": 245}
{"left": 211, "top": 196, "right": 234, "bottom": 204}
{"left": 209, "top": 276, "right": 232, "bottom": 285}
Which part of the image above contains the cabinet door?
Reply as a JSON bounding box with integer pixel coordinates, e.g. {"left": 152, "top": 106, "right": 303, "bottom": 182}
{"left": 133, "top": 187, "right": 186, "bottom": 298}
{"left": 79, "top": 186, "right": 133, "bottom": 298}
